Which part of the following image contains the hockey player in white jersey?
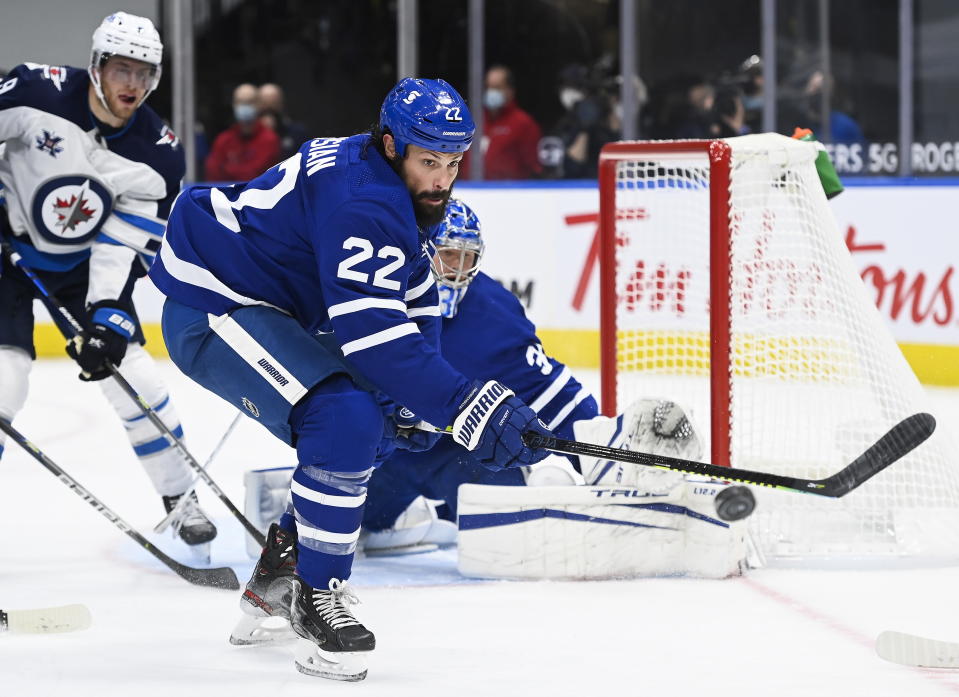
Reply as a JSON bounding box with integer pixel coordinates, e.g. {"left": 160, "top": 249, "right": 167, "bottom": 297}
{"left": 0, "top": 12, "right": 216, "bottom": 549}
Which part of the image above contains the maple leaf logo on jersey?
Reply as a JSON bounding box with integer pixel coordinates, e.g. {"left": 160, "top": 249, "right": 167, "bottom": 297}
{"left": 35, "top": 130, "right": 64, "bottom": 158}
{"left": 156, "top": 124, "right": 180, "bottom": 149}
{"left": 52, "top": 194, "right": 97, "bottom": 232}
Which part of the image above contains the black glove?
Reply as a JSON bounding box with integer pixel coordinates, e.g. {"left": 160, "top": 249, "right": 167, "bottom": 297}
{"left": 451, "top": 380, "right": 553, "bottom": 470}
{"left": 65, "top": 300, "right": 135, "bottom": 381}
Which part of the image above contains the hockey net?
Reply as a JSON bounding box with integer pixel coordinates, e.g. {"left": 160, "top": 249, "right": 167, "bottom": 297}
{"left": 598, "top": 133, "right": 959, "bottom": 561}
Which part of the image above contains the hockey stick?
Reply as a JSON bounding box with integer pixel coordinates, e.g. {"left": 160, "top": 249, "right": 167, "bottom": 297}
{"left": 522, "top": 412, "right": 936, "bottom": 498}
{"left": 154, "top": 411, "right": 242, "bottom": 534}
{"left": 876, "top": 631, "right": 959, "bottom": 668}
{"left": 0, "top": 418, "right": 239, "bottom": 590}
{"left": 0, "top": 604, "right": 92, "bottom": 634}
{"left": 2, "top": 244, "right": 267, "bottom": 548}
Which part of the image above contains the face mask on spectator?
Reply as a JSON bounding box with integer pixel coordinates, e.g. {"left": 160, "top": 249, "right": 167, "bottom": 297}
{"left": 234, "top": 103, "right": 257, "bottom": 123}
{"left": 483, "top": 88, "right": 506, "bottom": 110}
{"left": 560, "top": 87, "right": 584, "bottom": 111}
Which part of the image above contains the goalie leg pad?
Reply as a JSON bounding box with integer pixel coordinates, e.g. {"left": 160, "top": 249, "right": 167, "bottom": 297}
{"left": 361, "top": 495, "right": 457, "bottom": 555}
{"left": 243, "top": 466, "right": 295, "bottom": 559}
{"left": 457, "top": 481, "right": 746, "bottom": 579}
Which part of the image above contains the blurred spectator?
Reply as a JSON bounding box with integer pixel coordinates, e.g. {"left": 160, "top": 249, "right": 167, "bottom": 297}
{"left": 258, "top": 83, "right": 310, "bottom": 160}
{"left": 710, "top": 86, "right": 748, "bottom": 138}
{"left": 737, "top": 54, "right": 764, "bottom": 133}
{"left": 204, "top": 83, "right": 280, "bottom": 181}
{"left": 541, "top": 63, "right": 621, "bottom": 179}
{"left": 779, "top": 67, "right": 865, "bottom": 146}
{"left": 471, "top": 65, "right": 542, "bottom": 180}
{"left": 642, "top": 75, "right": 714, "bottom": 140}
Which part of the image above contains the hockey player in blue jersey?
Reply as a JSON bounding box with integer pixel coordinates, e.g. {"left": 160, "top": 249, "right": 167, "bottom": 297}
{"left": 359, "top": 199, "right": 704, "bottom": 551}
{"left": 0, "top": 12, "right": 217, "bottom": 548}
{"left": 150, "top": 77, "right": 553, "bottom": 680}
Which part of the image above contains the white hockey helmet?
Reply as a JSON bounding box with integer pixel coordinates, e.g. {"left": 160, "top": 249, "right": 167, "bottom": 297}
{"left": 89, "top": 12, "right": 164, "bottom": 111}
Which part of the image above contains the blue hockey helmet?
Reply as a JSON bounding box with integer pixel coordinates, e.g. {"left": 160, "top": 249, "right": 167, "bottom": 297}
{"left": 429, "top": 199, "right": 484, "bottom": 318}
{"left": 380, "top": 78, "right": 475, "bottom": 157}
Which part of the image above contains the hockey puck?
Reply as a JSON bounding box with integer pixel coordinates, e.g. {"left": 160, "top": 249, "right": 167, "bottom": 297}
{"left": 714, "top": 485, "right": 756, "bottom": 522}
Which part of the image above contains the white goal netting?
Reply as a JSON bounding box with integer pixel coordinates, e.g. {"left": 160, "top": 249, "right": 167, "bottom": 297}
{"left": 601, "top": 133, "right": 959, "bottom": 561}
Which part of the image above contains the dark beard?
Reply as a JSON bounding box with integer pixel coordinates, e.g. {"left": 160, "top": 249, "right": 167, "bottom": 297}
{"left": 413, "top": 189, "right": 452, "bottom": 227}
{"left": 386, "top": 151, "right": 454, "bottom": 227}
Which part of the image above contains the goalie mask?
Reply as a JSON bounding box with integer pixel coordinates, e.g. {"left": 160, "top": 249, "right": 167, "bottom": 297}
{"left": 89, "top": 12, "right": 163, "bottom": 114}
{"left": 429, "top": 199, "right": 484, "bottom": 318}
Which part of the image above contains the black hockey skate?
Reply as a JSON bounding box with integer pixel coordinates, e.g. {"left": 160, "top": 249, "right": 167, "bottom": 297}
{"left": 229, "top": 523, "right": 298, "bottom": 646}
{"left": 162, "top": 492, "right": 218, "bottom": 546}
{"left": 290, "top": 577, "right": 374, "bottom": 681}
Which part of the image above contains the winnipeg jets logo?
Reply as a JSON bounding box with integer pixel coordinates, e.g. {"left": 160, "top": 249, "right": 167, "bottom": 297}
{"left": 23, "top": 62, "right": 68, "bottom": 91}
{"left": 156, "top": 124, "right": 180, "bottom": 149}
{"left": 52, "top": 190, "right": 97, "bottom": 232}
{"left": 31, "top": 176, "right": 112, "bottom": 246}
{"left": 35, "top": 130, "right": 64, "bottom": 157}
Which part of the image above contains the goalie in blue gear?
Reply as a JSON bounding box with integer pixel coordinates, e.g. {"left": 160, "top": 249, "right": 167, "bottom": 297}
{"left": 358, "top": 199, "right": 707, "bottom": 553}
{"left": 152, "top": 77, "right": 552, "bottom": 680}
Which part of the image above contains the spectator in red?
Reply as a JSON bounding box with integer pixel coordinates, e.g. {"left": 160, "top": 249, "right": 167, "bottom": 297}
{"left": 472, "top": 65, "right": 542, "bottom": 180}
{"left": 204, "top": 83, "right": 280, "bottom": 181}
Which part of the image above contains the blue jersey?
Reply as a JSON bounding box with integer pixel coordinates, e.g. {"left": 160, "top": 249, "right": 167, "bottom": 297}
{"left": 0, "top": 64, "right": 184, "bottom": 271}
{"left": 441, "top": 272, "right": 597, "bottom": 432}
{"left": 149, "top": 134, "right": 473, "bottom": 429}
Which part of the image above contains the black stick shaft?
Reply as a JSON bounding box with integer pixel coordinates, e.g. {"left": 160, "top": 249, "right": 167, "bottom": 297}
{"left": 0, "top": 418, "right": 238, "bottom": 590}
{"left": 523, "top": 413, "right": 936, "bottom": 498}
{"left": 3, "top": 244, "right": 266, "bottom": 548}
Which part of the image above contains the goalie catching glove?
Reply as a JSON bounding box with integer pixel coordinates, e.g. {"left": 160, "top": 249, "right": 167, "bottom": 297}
{"left": 65, "top": 300, "right": 135, "bottom": 381}
{"left": 451, "top": 380, "right": 552, "bottom": 470}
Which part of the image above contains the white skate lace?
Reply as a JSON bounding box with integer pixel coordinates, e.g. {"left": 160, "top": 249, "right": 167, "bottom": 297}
{"left": 171, "top": 495, "right": 210, "bottom": 531}
{"left": 313, "top": 579, "right": 361, "bottom": 630}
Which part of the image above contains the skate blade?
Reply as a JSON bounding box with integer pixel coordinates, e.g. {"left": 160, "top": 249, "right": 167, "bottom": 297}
{"left": 293, "top": 638, "right": 369, "bottom": 681}
{"left": 229, "top": 614, "right": 297, "bottom": 646}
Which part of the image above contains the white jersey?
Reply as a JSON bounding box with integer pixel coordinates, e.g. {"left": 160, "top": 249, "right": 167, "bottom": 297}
{"left": 0, "top": 63, "right": 183, "bottom": 281}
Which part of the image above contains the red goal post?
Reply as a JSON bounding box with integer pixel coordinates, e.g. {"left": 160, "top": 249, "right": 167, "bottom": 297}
{"left": 600, "top": 139, "right": 734, "bottom": 469}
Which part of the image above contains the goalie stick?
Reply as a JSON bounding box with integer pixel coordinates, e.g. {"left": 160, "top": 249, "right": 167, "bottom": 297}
{"left": 2, "top": 243, "right": 267, "bottom": 549}
{"left": 0, "top": 418, "right": 239, "bottom": 590}
{"left": 876, "top": 631, "right": 959, "bottom": 669}
{"left": 522, "top": 412, "right": 935, "bottom": 498}
{"left": 0, "top": 604, "right": 92, "bottom": 634}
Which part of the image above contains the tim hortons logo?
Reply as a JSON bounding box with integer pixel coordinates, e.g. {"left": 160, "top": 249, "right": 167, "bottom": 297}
{"left": 567, "top": 207, "right": 954, "bottom": 327}
{"left": 847, "top": 225, "right": 954, "bottom": 326}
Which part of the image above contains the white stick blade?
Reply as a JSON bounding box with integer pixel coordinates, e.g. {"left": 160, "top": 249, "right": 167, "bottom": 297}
{"left": 876, "top": 630, "right": 959, "bottom": 668}
{"left": 5, "top": 604, "right": 92, "bottom": 634}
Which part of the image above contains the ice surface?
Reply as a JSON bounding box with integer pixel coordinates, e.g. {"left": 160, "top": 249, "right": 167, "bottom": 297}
{"left": 3, "top": 360, "right": 959, "bottom": 696}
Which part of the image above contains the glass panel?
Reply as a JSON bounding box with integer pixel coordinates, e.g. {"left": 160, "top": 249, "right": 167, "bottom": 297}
{"left": 191, "top": 0, "right": 398, "bottom": 180}
{"left": 914, "top": 0, "right": 959, "bottom": 176}
{"left": 475, "top": 0, "right": 620, "bottom": 179}
{"left": 635, "top": 0, "right": 761, "bottom": 141}
{"left": 775, "top": 0, "right": 899, "bottom": 176}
